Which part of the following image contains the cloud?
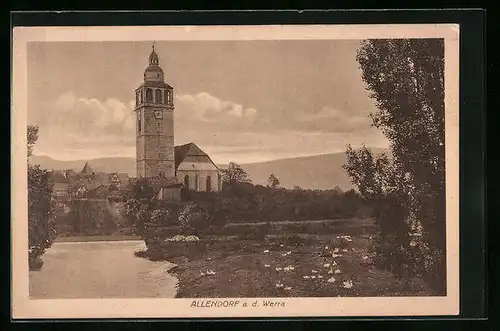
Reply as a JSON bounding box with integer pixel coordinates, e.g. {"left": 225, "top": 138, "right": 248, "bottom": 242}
{"left": 175, "top": 92, "right": 259, "bottom": 128}
{"left": 29, "top": 91, "right": 265, "bottom": 160}
{"left": 29, "top": 91, "right": 388, "bottom": 163}
{"left": 293, "top": 106, "right": 373, "bottom": 133}
{"left": 29, "top": 91, "right": 136, "bottom": 160}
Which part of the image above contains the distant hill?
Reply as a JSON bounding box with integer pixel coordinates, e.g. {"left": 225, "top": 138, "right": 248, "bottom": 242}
{"left": 30, "top": 148, "right": 388, "bottom": 191}
{"left": 220, "top": 148, "right": 387, "bottom": 191}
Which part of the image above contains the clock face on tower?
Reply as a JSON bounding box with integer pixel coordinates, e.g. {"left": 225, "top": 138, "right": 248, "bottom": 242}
{"left": 154, "top": 109, "right": 163, "bottom": 119}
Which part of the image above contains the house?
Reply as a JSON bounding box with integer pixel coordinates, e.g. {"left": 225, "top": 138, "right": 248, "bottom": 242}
{"left": 50, "top": 170, "right": 69, "bottom": 199}
{"left": 52, "top": 182, "right": 69, "bottom": 198}
{"left": 174, "top": 142, "right": 222, "bottom": 192}
{"left": 109, "top": 172, "right": 129, "bottom": 189}
{"left": 146, "top": 176, "right": 182, "bottom": 201}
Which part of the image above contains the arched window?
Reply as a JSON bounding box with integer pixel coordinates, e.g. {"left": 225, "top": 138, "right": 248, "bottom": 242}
{"left": 146, "top": 88, "right": 153, "bottom": 102}
{"left": 206, "top": 176, "right": 212, "bottom": 192}
{"left": 163, "top": 90, "right": 168, "bottom": 104}
{"left": 184, "top": 175, "right": 189, "bottom": 189}
{"left": 155, "top": 89, "right": 162, "bottom": 104}
{"left": 136, "top": 91, "right": 140, "bottom": 106}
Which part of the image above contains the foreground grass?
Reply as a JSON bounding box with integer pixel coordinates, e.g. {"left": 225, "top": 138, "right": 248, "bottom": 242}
{"left": 141, "top": 233, "right": 431, "bottom": 298}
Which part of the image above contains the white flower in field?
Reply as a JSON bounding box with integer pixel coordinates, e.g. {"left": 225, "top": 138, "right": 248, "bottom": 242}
{"left": 264, "top": 264, "right": 271, "bottom": 268}
{"left": 335, "top": 269, "right": 341, "bottom": 274}
{"left": 410, "top": 240, "right": 417, "bottom": 247}
{"left": 318, "top": 275, "right": 323, "bottom": 279}
{"left": 287, "top": 251, "right": 292, "bottom": 255}
{"left": 206, "top": 269, "right": 216, "bottom": 275}
{"left": 280, "top": 244, "right": 284, "bottom": 247}
{"left": 328, "top": 269, "right": 334, "bottom": 274}
{"left": 327, "top": 277, "right": 336, "bottom": 283}
{"left": 323, "top": 263, "right": 331, "bottom": 268}
{"left": 363, "top": 256, "right": 369, "bottom": 260}
{"left": 333, "top": 248, "right": 340, "bottom": 253}
{"left": 342, "top": 249, "right": 348, "bottom": 252}
{"left": 276, "top": 267, "right": 282, "bottom": 271}
{"left": 345, "top": 238, "right": 352, "bottom": 242}
{"left": 369, "top": 236, "right": 372, "bottom": 240}
{"left": 263, "top": 250, "right": 270, "bottom": 253}
{"left": 281, "top": 253, "right": 287, "bottom": 257}
{"left": 311, "top": 269, "right": 318, "bottom": 273}
{"left": 343, "top": 280, "right": 353, "bottom": 288}
{"left": 352, "top": 248, "right": 356, "bottom": 251}
{"left": 200, "top": 271, "right": 205, "bottom": 276}
{"left": 311, "top": 275, "right": 316, "bottom": 279}
{"left": 303, "top": 275, "right": 310, "bottom": 279}
{"left": 285, "top": 287, "right": 292, "bottom": 291}
{"left": 325, "top": 246, "right": 329, "bottom": 250}
{"left": 288, "top": 266, "right": 295, "bottom": 270}
{"left": 332, "top": 261, "right": 337, "bottom": 266}
{"left": 332, "top": 253, "right": 342, "bottom": 258}
{"left": 284, "top": 265, "right": 294, "bottom": 271}
{"left": 276, "top": 283, "right": 284, "bottom": 288}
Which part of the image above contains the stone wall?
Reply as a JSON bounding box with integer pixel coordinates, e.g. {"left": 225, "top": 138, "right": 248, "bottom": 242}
{"left": 136, "top": 107, "right": 175, "bottom": 178}
{"left": 177, "top": 169, "right": 221, "bottom": 192}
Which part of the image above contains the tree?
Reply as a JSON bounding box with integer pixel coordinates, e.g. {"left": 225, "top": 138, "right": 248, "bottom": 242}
{"left": 178, "top": 203, "right": 212, "bottom": 236}
{"left": 267, "top": 173, "right": 280, "bottom": 189}
{"left": 27, "top": 125, "right": 56, "bottom": 270}
{"left": 27, "top": 125, "right": 39, "bottom": 158}
{"left": 123, "top": 198, "right": 152, "bottom": 237}
{"left": 343, "top": 39, "right": 446, "bottom": 293}
{"left": 220, "top": 162, "right": 251, "bottom": 185}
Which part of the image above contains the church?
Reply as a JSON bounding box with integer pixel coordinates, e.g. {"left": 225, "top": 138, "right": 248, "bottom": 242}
{"left": 134, "top": 45, "right": 222, "bottom": 200}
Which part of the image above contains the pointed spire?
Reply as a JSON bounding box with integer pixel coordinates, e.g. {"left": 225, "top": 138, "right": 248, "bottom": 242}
{"left": 81, "top": 162, "right": 94, "bottom": 175}
{"left": 149, "top": 42, "right": 159, "bottom": 66}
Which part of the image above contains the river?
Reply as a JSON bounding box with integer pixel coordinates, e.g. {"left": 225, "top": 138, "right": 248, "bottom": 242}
{"left": 29, "top": 240, "right": 178, "bottom": 299}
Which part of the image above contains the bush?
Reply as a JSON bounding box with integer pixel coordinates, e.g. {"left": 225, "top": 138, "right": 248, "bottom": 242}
{"left": 178, "top": 203, "right": 212, "bottom": 236}
{"left": 235, "top": 222, "right": 271, "bottom": 241}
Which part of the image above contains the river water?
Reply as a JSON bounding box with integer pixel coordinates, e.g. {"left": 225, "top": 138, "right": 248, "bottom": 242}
{"left": 29, "top": 240, "right": 178, "bottom": 299}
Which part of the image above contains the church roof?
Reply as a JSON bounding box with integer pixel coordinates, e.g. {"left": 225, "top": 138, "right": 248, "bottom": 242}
{"left": 80, "top": 162, "right": 94, "bottom": 175}
{"left": 174, "top": 142, "right": 208, "bottom": 169}
{"left": 135, "top": 81, "right": 172, "bottom": 90}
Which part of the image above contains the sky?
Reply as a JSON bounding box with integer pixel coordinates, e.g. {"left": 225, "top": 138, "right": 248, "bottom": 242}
{"left": 27, "top": 40, "right": 389, "bottom": 164}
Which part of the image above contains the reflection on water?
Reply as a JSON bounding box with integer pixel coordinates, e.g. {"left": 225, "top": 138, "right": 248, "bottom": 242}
{"left": 29, "top": 240, "right": 178, "bottom": 299}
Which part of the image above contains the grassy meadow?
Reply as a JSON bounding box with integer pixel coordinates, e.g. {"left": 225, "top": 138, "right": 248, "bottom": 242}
{"left": 140, "top": 223, "right": 431, "bottom": 298}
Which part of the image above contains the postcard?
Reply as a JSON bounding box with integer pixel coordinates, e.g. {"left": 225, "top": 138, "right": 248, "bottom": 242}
{"left": 12, "top": 23, "right": 459, "bottom": 319}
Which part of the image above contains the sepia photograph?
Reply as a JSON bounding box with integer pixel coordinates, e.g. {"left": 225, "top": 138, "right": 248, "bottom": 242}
{"left": 11, "top": 24, "right": 460, "bottom": 319}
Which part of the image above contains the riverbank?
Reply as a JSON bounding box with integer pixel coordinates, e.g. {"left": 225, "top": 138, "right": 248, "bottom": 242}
{"left": 141, "top": 233, "right": 432, "bottom": 298}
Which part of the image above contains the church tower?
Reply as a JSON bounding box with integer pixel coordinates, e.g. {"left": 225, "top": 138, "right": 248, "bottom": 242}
{"left": 134, "top": 45, "right": 175, "bottom": 179}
